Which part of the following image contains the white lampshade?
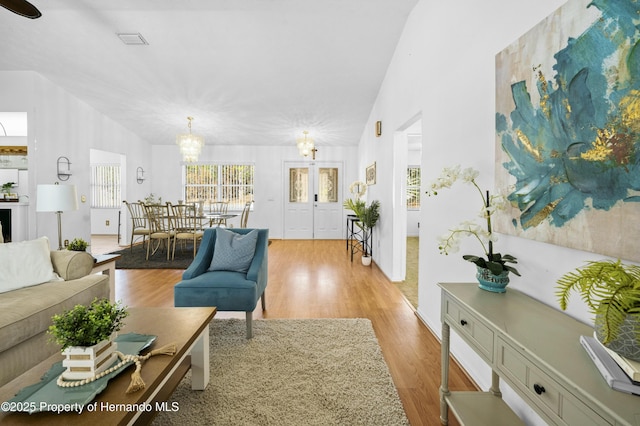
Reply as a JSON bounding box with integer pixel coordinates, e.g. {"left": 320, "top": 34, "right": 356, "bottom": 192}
{"left": 36, "top": 184, "right": 79, "bottom": 212}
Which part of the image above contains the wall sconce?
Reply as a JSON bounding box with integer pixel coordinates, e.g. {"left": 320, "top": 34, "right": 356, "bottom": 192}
{"left": 136, "top": 167, "right": 145, "bottom": 184}
{"left": 57, "top": 156, "right": 72, "bottom": 181}
{"left": 375, "top": 121, "right": 382, "bottom": 137}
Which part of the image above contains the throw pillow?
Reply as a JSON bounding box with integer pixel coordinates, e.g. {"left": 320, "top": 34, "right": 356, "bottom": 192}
{"left": 0, "top": 236, "right": 62, "bottom": 293}
{"left": 208, "top": 229, "right": 259, "bottom": 273}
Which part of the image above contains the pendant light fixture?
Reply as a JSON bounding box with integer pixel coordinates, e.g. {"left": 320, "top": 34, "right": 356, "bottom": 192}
{"left": 296, "top": 130, "right": 317, "bottom": 159}
{"left": 176, "top": 116, "right": 204, "bottom": 162}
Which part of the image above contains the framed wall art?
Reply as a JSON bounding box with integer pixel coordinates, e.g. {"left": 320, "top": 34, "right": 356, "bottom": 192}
{"left": 494, "top": 0, "right": 640, "bottom": 262}
{"left": 366, "top": 162, "right": 376, "bottom": 185}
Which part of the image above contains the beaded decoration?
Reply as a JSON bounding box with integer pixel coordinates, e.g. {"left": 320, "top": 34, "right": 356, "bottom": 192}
{"left": 56, "top": 342, "right": 177, "bottom": 394}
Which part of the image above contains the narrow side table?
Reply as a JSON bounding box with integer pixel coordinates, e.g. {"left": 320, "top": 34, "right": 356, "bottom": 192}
{"left": 92, "top": 254, "right": 121, "bottom": 301}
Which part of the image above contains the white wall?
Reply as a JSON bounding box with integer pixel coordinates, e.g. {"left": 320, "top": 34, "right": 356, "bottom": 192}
{"left": 0, "top": 71, "right": 153, "bottom": 249}
{"left": 151, "top": 144, "right": 358, "bottom": 239}
{"left": 355, "top": 0, "right": 628, "bottom": 423}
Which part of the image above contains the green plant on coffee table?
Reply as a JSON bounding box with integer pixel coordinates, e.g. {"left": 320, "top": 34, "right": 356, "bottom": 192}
{"left": 48, "top": 298, "right": 129, "bottom": 350}
{"left": 556, "top": 259, "right": 640, "bottom": 344}
{"left": 67, "top": 237, "right": 88, "bottom": 251}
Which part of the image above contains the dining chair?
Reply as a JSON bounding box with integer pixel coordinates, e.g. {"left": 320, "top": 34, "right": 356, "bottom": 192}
{"left": 208, "top": 201, "right": 229, "bottom": 227}
{"left": 143, "top": 203, "right": 175, "bottom": 260}
{"left": 239, "top": 201, "right": 253, "bottom": 228}
{"left": 169, "top": 202, "right": 204, "bottom": 259}
{"left": 123, "top": 201, "right": 149, "bottom": 252}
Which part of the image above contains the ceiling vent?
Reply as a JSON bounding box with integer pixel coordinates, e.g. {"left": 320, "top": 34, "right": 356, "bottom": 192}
{"left": 116, "top": 33, "right": 149, "bottom": 45}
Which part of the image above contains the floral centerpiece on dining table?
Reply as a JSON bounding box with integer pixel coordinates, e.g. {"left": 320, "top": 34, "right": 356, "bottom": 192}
{"left": 426, "top": 165, "right": 520, "bottom": 291}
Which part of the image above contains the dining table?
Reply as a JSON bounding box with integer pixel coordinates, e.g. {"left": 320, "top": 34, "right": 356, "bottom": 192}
{"left": 201, "top": 212, "right": 238, "bottom": 227}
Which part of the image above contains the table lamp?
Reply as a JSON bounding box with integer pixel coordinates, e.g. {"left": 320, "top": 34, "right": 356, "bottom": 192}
{"left": 36, "top": 183, "right": 79, "bottom": 250}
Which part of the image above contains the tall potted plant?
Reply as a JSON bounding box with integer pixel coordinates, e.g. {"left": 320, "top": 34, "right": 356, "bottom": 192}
{"left": 344, "top": 198, "right": 380, "bottom": 265}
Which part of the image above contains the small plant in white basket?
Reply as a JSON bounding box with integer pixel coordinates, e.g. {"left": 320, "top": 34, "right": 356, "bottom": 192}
{"left": 48, "top": 298, "right": 128, "bottom": 380}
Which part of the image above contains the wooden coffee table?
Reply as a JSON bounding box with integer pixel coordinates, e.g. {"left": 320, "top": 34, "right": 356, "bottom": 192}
{"left": 0, "top": 306, "right": 216, "bottom": 425}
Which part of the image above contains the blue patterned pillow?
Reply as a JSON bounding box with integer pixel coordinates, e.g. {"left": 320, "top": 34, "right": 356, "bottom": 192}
{"left": 208, "top": 228, "right": 259, "bottom": 273}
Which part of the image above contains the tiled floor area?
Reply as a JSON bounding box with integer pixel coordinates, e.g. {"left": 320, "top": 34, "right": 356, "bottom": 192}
{"left": 90, "top": 234, "right": 125, "bottom": 255}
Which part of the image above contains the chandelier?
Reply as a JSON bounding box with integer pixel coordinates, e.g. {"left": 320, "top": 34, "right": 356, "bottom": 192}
{"left": 296, "top": 130, "right": 316, "bottom": 159}
{"left": 176, "top": 116, "right": 204, "bottom": 162}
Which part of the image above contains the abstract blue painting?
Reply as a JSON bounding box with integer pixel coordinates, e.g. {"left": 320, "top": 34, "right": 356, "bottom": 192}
{"left": 495, "top": 0, "right": 640, "bottom": 261}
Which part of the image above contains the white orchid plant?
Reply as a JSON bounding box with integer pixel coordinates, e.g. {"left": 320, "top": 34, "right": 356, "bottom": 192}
{"left": 349, "top": 180, "right": 367, "bottom": 200}
{"left": 426, "top": 165, "right": 520, "bottom": 277}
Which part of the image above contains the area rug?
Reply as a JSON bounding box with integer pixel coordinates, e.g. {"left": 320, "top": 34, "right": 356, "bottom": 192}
{"left": 153, "top": 318, "right": 409, "bottom": 426}
{"left": 109, "top": 244, "right": 195, "bottom": 269}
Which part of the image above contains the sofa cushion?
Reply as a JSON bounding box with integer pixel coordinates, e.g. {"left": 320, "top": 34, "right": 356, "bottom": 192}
{"left": 0, "top": 274, "right": 109, "bottom": 357}
{"left": 0, "top": 237, "right": 61, "bottom": 293}
{"left": 0, "top": 273, "right": 109, "bottom": 387}
{"left": 208, "top": 228, "right": 258, "bottom": 273}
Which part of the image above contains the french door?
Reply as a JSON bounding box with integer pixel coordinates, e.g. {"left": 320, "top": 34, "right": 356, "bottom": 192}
{"left": 284, "top": 161, "right": 343, "bottom": 239}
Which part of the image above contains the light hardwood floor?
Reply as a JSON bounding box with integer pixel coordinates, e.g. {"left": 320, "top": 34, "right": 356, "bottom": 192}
{"left": 113, "top": 238, "right": 475, "bottom": 425}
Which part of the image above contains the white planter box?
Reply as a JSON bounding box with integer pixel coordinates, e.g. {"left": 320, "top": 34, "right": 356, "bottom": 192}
{"left": 61, "top": 336, "right": 118, "bottom": 380}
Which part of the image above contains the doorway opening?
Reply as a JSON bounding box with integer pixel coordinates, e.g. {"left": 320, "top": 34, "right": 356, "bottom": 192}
{"left": 394, "top": 117, "right": 422, "bottom": 309}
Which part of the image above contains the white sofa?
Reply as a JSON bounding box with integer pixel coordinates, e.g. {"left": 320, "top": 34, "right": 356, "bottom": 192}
{"left": 0, "top": 237, "right": 110, "bottom": 387}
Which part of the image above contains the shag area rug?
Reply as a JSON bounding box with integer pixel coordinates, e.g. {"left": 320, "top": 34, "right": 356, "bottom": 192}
{"left": 109, "top": 244, "right": 195, "bottom": 269}
{"left": 153, "top": 318, "right": 409, "bottom": 426}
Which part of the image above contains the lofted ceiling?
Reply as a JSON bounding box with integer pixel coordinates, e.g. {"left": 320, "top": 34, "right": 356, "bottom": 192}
{"left": 0, "top": 0, "right": 418, "bottom": 148}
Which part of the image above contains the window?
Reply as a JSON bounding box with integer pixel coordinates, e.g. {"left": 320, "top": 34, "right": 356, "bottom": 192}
{"left": 91, "top": 164, "right": 121, "bottom": 208}
{"left": 407, "top": 166, "right": 421, "bottom": 210}
{"left": 184, "top": 164, "right": 254, "bottom": 210}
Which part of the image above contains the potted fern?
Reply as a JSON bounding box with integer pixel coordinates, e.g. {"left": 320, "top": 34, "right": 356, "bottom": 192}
{"left": 556, "top": 259, "right": 640, "bottom": 361}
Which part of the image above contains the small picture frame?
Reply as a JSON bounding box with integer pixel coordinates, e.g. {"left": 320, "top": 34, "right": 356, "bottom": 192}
{"left": 375, "top": 121, "right": 382, "bottom": 137}
{"left": 366, "top": 162, "right": 376, "bottom": 185}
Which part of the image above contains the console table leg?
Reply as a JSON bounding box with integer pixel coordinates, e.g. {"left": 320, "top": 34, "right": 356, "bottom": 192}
{"left": 440, "top": 322, "right": 451, "bottom": 425}
{"left": 190, "top": 324, "right": 210, "bottom": 390}
{"left": 490, "top": 370, "right": 502, "bottom": 398}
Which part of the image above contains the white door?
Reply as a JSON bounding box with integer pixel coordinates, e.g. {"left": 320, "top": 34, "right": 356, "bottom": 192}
{"left": 284, "top": 161, "right": 343, "bottom": 239}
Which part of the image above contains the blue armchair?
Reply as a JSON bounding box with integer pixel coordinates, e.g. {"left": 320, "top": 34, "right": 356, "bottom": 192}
{"left": 174, "top": 228, "right": 268, "bottom": 338}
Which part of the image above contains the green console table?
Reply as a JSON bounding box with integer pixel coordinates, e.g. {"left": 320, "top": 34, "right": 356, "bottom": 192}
{"left": 438, "top": 282, "right": 640, "bottom": 426}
